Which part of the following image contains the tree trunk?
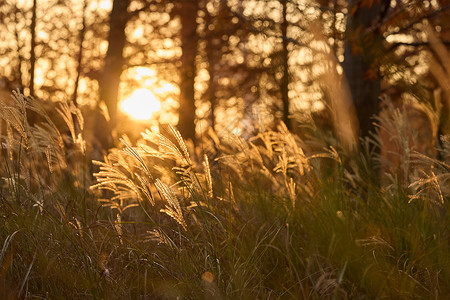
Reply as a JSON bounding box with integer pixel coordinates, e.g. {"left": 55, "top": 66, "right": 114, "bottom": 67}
{"left": 178, "top": 0, "right": 199, "bottom": 142}
{"left": 280, "top": 0, "right": 290, "bottom": 130}
{"left": 97, "top": 0, "right": 129, "bottom": 149}
{"left": 72, "top": 0, "right": 88, "bottom": 106}
{"left": 29, "top": 0, "right": 37, "bottom": 97}
{"left": 206, "top": 37, "right": 217, "bottom": 131}
{"left": 205, "top": 0, "right": 229, "bottom": 131}
{"left": 13, "top": 6, "right": 24, "bottom": 91}
{"left": 99, "top": 0, "right": 129, "bottom": 131}
{"left": 342, "top": 0, "right": 386, "bottom": 139}
{"left": 205, "top": 6, "right": 217, "bottom": 131}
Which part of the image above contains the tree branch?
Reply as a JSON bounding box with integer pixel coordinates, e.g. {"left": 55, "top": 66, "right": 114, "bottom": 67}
{"left": 388, "top": 41, "right": 450, "bottom": 51}
{"left": 124, "top": 59, "right": 175, "bottom": 69}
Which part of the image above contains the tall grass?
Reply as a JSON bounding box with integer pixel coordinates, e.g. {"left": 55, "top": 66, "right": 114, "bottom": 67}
{"left": 0, "top": 90, "right": 449, "bottom": 298}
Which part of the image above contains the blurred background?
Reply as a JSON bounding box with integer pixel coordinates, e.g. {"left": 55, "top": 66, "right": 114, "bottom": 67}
{"left": 0, "top": 0, "right": 449, "bottom": 149}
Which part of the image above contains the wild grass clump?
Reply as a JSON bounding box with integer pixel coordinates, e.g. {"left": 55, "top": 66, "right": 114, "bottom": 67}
{"left": 1, "top": 91, "right": 449, "bottom": 298}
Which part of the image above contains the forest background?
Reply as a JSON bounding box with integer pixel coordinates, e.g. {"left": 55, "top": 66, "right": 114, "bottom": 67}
{"left": 1, "top": 0, "right": 448, "bottom": 145}
{"left": 0, "top": 0, "right": 449, "bottom": 298}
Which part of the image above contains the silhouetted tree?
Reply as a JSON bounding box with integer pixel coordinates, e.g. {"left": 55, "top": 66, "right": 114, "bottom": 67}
{"left": 280, "top": 0, "right": 290, "bottom": 130}
{"left": 99, "top": 0, "right": 129, "bottom": 133}
{"left": 96, "top": 0, "right": 161, "bottom": 147}
{"left": 29, "top": 0, "right": 37, "bottom": 97}
{"left": 178, "top": 0, "right": 199, "bottom": 142}
{"left": 72, "top": 0, "right": 88, "bottom": 106}
{"left": 342, "top": 0, "right": 389, "bottom": 139}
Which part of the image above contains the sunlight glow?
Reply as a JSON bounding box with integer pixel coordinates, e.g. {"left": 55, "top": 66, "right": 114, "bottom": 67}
{"left": 135, "top": 67, "right": 156, "bottom": 79}
{"left": 154, "top": 83, "right": 177, "bottom": 94}
{"left": 99, "top": 0, "right": 112, "bottom": 10}
{"left": 120, "top": 88, "right": 161, "bottom": 120}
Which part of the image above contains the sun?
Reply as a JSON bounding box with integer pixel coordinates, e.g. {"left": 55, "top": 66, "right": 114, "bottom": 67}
{"left": 120, "top": 88, "right": 161, "bottom": 120}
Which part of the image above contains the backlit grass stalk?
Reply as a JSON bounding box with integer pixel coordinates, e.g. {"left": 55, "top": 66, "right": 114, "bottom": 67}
{"left": 1, "top": 89, "right": 449, "bottom": 298}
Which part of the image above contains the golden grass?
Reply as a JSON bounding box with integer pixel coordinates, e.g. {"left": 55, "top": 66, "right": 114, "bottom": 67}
{"left": 0, "top": 89, "right": 448, "bottom": 298}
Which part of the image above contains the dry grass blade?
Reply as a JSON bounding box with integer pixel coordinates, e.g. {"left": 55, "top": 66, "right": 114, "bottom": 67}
{"left": 135, "top": 173, "right": 155, "bottom": 205}
{"left": 120, "top": 138, "right": 153, "bottom": 180}
{"left": 276, "top": 123, "right": 311, "bottom": 176}
{"left": 30, "top": 124, "right": 67, "bottom": 170}
{"left": 0, "top": 231, "right": 21, "bottom": 266}
{"left": 146, "top": 228, "right": 176, "bottom": 249}
{"left": 55, "top": 101, "right": 78, "bottom": 142}
{"left": 157, "top": 134, "right": 185, "bottom": 161}
{"left": 409, "top": 168, "right": 448, "bottom": 206}
{"left": 115, "top": 213, "right": 124, "bottom": 245}
{"left": 168, "top": 124, "right": 191, "bottom": 165}
{"left": 203, "top": 154, "right": 213, "bottom": 197}
{"left": 0, "top": 102, "right": 28, "bottom": 146}
{"left": 91, "top": 160, "right": 140, "bottom": 199}
{"left": 155, "top": 179, "right": 187, "bottom": 230}
{"left": 18, "top": 249, "right": 37, "bottom": 298}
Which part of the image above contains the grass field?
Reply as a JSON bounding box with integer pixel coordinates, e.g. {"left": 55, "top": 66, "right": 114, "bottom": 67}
{"left": 0, "top": 91, "right": 449, "bottom": 299}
